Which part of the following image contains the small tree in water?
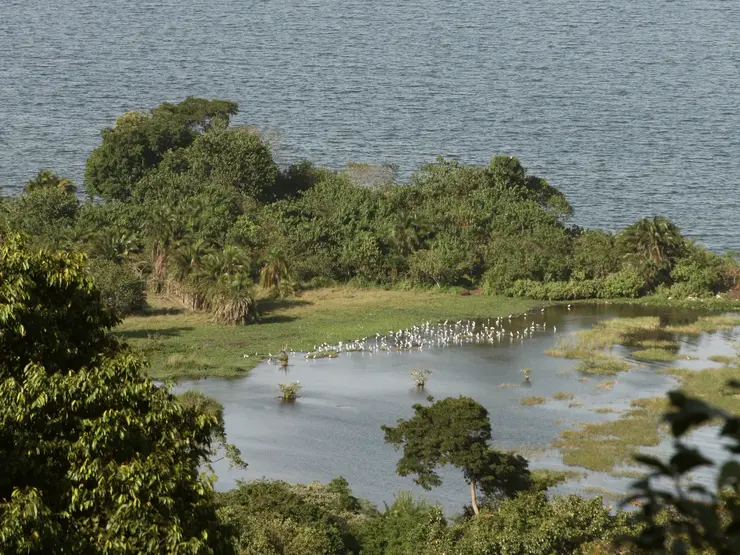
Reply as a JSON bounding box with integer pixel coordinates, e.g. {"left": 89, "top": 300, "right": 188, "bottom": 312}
{"left": 521, "top": 368, "right": 532, "bottom": 382}
{"left": 410, "top": 368, "right": 432, "bottom": 389}
{"left": 382, "top": 396, "right": 532, "bottom": 516}
{"left": 279, "top": 381, "right": 301, "bottom": 401}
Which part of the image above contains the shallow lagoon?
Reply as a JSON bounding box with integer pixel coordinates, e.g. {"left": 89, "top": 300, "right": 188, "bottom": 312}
{"left": 176, "top": 304, "right": 738, "bottom": 511}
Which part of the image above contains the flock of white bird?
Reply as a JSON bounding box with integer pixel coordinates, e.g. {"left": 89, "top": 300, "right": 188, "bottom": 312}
{"left": 250, "top": 305, "right": 573, "bottom": 362}
{"left": 294, "top": 306, "right": 571, "bottom": 358}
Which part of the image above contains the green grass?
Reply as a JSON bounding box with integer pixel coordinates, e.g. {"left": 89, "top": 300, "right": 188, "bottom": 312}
{"left": 520, "top": 396, "right": 546, "bottom": 405}
{"left": 631, "top": 348, "right": 681, "bottom": 362}
{"left": 552, "top": 392, "right": 575, "bottom": 401}
{"left": 592, "top": 407, "right": 619, "bottom": 414}
{"left": 115, "top": 287, "right": 536, "bottom": 379}
{"left": 574, "top": 355, "right": 631, "bottom": 375}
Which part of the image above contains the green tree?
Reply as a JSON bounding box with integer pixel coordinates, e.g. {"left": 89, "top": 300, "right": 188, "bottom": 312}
{"left": 382, "top": 396, "right": 531, "bottom": 515}
{"left": 24, "top": 169, "right": 76, "bottom": 194}
{"left": 0, "top": 234, "right": 235, "bottom": 554}
{"left": 85, "top": 97, "right": 238, "bottom": 200}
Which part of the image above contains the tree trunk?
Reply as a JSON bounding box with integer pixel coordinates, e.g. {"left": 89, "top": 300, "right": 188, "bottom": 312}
{"left": 469, "top": 480, "right": 480, "bottom": 516}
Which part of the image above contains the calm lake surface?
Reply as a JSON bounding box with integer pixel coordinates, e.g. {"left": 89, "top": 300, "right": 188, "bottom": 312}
{"left": 1, "top": 1, "right": 739, "bottom": 251}
{"left": 175, "top": 305, "right": 739, "bottom": 512}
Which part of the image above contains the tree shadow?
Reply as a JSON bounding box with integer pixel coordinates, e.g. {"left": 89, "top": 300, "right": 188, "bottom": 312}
{"left": 139, "top": 306, "right": 186, "bottom": 317}
{"left": 115, "top": 326, "right": 194, "bottom": 339}
{"left": 258, "top": 298, "right": 313, "bottom": 312}
{"left": 258, "top": 314, "right": 299, "bottom": 324}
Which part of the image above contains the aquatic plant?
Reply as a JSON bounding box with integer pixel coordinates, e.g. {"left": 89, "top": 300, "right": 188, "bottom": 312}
{"left": 278, "top": 381, "right": 301, "bottom": 401}
{"left": 631, "top": 348, "right": 680, "bottom": 362}
{"left": 520, "top": 396, "right": 545, "bottom": 406}
{"left": 410, "top": 368, "right": 432, "bottom": 389}
{"left": 552, "top": 392, "right": 575, "bottom": 401}
{"left": 521, "top": 368, "right": 532, "bottom": 382}
{"left": 278, "top": 347, "right": 289, "bottom": 369}
{"left": 574, "top": 355, "right": 631, "bottom": 375}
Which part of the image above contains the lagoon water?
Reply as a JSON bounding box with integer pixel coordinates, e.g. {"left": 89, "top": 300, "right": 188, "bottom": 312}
{"left": 1, "top": 1, "right": 739, "bottom": 251}
{"left": 175, "top": 305, "right": 739, "bottom": 512}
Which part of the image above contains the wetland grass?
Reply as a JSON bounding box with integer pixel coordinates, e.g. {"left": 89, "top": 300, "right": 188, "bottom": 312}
{"left": 631, "top": 348, "right": 680, "bottom": 362}
{"left": 520, "top": 396, "right": 546, "bottom": 406}
{"left": 552, "top": 392, "right": 575, "bottom": 401}
{"left": 574, "top": 355, "right": 631, "bottom": 375}
{"left": 554, "top": 363, "right": 740, "bottom": 473}
{"left": 708, "top": 354, "right": 735, "bottom": 365}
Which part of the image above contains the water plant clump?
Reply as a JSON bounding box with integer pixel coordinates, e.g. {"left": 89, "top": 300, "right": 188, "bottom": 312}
{"left": 278, "top": 347, "right": 289, "bottom": 369}
{"left": 574, "top": 355, "right": 631, "bottom": 375}
{"left": 520, "top": 396, "right": 545, "bottom": 405}
{"left": 279, "top": 381, "right": 301, "bottom": 401}
{"left": 631, "top": 348, "right": 680, "bottom": 362}
{"left": 521, "top": 368, "right": 532, "bottom": 382}
{"left": 552, "top": 392, "right": 575, "bottom": 401}
{"left": 410, "top": 368, "right": 432, "bottom": 389}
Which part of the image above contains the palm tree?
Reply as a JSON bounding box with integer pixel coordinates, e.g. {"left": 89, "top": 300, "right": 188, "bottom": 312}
{"left": 24, "top": 169, "right": 76, "bottom": 194}
{"left": 259, "top": 250, "right": 293, "bottom": 296}
{"left": 617, "top": 216, "right": 685, "bottom": 268}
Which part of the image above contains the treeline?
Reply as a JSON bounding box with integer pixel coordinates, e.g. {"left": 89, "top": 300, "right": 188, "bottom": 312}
{"left": 1, "top": 96, "right": 738, "bottom": 323}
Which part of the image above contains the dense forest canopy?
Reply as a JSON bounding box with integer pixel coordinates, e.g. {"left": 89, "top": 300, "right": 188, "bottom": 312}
{"left": 1, "top": 97, "right": 737, "bottom": 321}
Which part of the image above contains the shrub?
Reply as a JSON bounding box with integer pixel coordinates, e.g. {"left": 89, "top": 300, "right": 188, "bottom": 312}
{"left": 571, "top": 229, "right": 620, "bottom": 280}
{"left": 598, "top": 267, "right": 648, "bottom": 298}
{"left": 86, "top": 258, "right": 146, "bottom": 317}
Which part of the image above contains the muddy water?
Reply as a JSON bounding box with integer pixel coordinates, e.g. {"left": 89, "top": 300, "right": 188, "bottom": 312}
{"left": 175, "top": 305, "right": 738, "bottom": 512}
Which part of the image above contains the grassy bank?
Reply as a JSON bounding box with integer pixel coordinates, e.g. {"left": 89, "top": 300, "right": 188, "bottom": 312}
{"left": 115, "top": 287, "right": 536, "bottom": 380}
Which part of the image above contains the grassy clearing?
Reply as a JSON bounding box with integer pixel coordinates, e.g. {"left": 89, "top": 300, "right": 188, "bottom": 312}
{"left": 574, "top": 355, "right": 631, "bottom": 375}
{"left": 116, "top": 288, "right": 535, "bottom": 380}
{"left": 631, "top": 348, "right": 680, "bottom": 362}
{"left": 552, "top": 392, "right": 575, "bottom": 401}
{"left": 520, "top": 396, "right": 546, "bottom": 406}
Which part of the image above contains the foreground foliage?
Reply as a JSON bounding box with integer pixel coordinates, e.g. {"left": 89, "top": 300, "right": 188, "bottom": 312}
{"left": 0, "top": 235, "right": 233, "bottom": 554}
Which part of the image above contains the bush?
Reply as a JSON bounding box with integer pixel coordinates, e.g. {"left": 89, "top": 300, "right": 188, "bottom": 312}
{"left": 572, "top": 229, "right": 619, "bottom": 280}
{"left": 669, "top": 244, "right": 730, "bottom": 296}
{"left": 598, "top": 267, "right": 648, "bottom": 298}
{"left": 449, "top": 492, "right": 637, "bottom": 555}
{"left": 86, "top": 258, "right": 146, "bottom": 316}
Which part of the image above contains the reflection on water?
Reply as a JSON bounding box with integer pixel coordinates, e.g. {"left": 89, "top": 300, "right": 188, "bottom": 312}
{"left": 174, "top": 304, "right": 738, "bottom": 512}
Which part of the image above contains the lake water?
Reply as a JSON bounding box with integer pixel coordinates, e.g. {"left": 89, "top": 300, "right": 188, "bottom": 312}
{"left": 174, "top": 305, "right": 739, "bottom": 512}
{"left": 1, "top": 1, "right": 739, "bottom": 251}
